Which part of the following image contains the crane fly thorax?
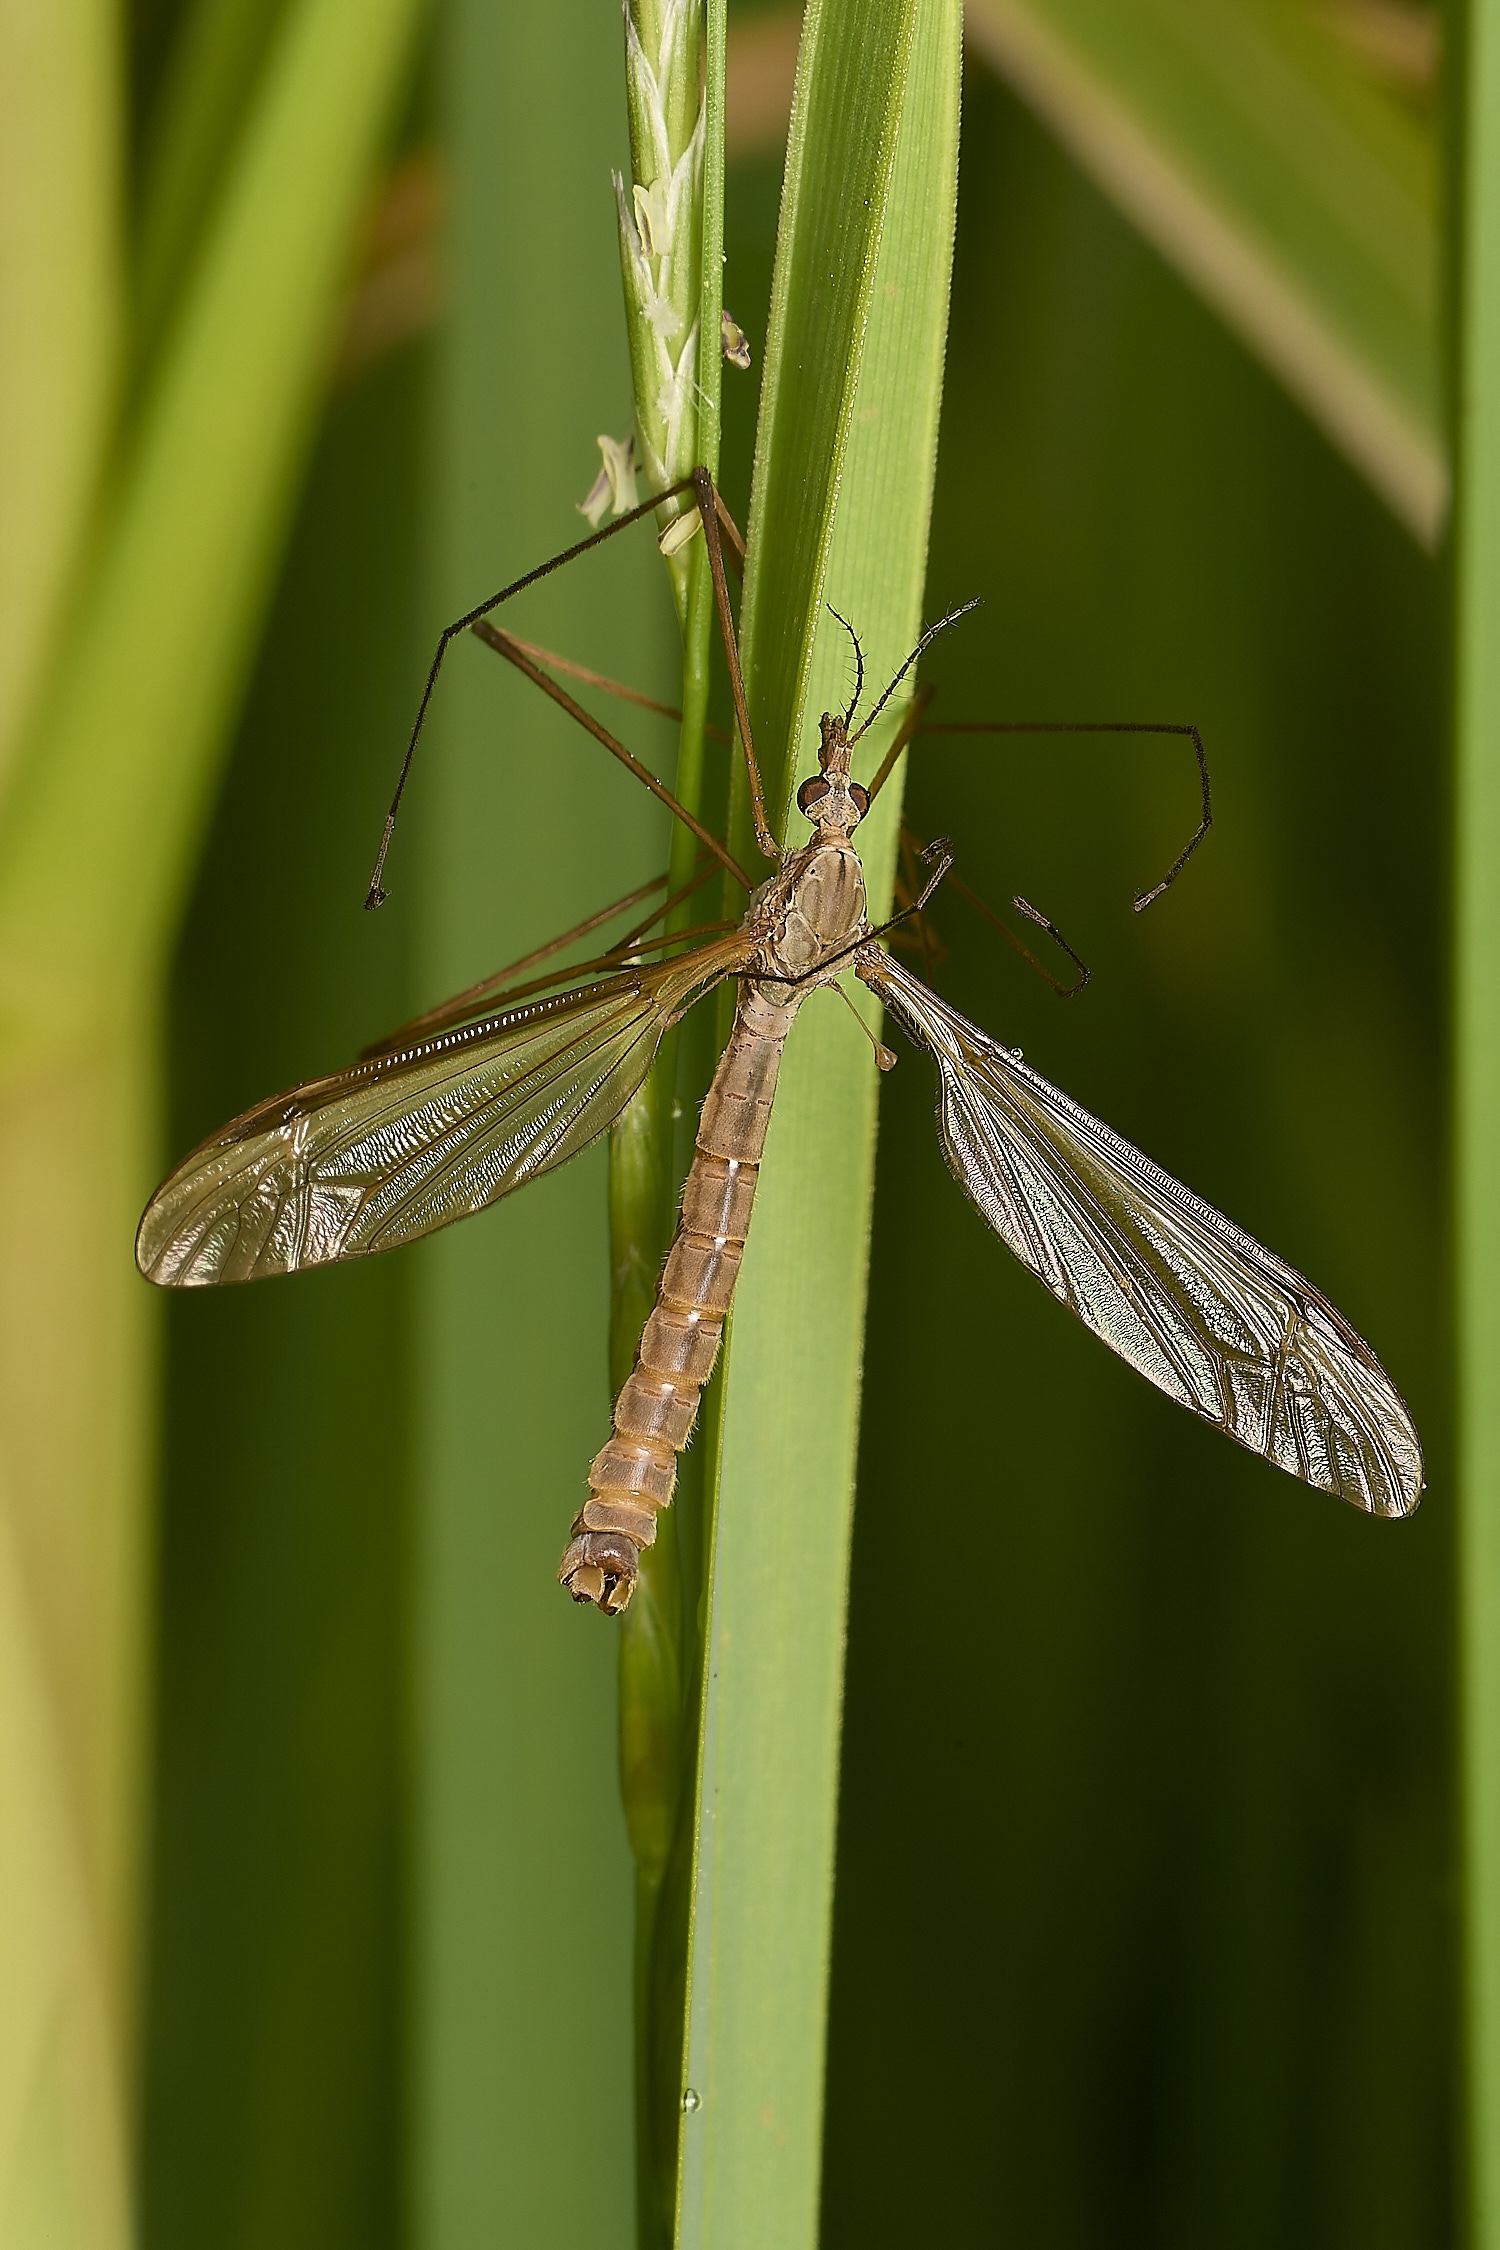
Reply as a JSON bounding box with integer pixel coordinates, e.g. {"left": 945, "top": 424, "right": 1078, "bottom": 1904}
{"left": 760, "top": 835, "right": 868, "bottom": 982}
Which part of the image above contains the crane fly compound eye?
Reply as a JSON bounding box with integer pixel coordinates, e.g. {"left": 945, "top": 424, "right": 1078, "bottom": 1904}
{"left": 849, "top": 784, "right": 870, "bottom": 817}
{"left": 798, "top": 776, "right": 831, "bottom": 816}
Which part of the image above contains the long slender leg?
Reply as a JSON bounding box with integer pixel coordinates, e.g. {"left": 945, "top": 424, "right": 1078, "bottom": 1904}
{"left": 475, "top": 922, "right": 735, "bottom": 1011}
{"left": 360, "top": 872, "right": 673, "bottom": 1056}
{"left": 365, "top": 472, "right": 704, "bottom": 908}
{"left": 370, "top": 465, "right": 760, "bottom": 907}
{"left": 476, "top": 624, "right": 751, "bottom": 893}
{"left": 360, "top": 917, "right": 739, "bottom": 1059}
{"left": 663, "top": 485, "right": 747, "bottom": 576}
{"left": 895, "top": 823, "right": 941, "bottom": 982}
{"left": 368, "top": 469, "right": 770, "bottom": 906}
{"left": 950, "top": 872, "right": 1090, "bottom": 999}
{"left": 830, "top": 977, "right": 897, "bottom": 1069}
{"left": 692, "top": 466, "right": 779, "bottom": 861}
{"left": 607, "top": 853, "right": 726, "bottom": 955}
{"left": 1009, "top": 895, "right": 1091, "bottom": 995}
{"left": 707, "top": 486, "right": 747, "bottom": 574}
{"left": 497, "top": 636, "right": 689, "bottom": 726}
{"left": 898, "top": 821, "right": 1090, "bottom": 998}
{"left": 488, "top": 633, "right": 732, "bottom": 744}
{"left": 897, "top": 717, "right": 1214, "bottom": 910}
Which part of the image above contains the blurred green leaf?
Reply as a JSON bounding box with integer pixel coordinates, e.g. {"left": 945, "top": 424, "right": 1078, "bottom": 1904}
{"left": 0, "top": 0, "right": 119, "bottom": 798}
{"left": 1456, "top": 0, "right": 1500, "bottom": 2233}
{"left": 411, "top": 3, "right": 668, "bottom": 2245}
{"left": 965, "top": 0, "right": 1445, "bottom": 541}
{"left": 131, "top": 0, "right": 294, "bottom": 388}
{"left": 0, "top": 0, "right": 428, "bottom": 989}
{"left": 0, "top": 0, "right": 423, "bottom": 2239}
{"left": 143, "top": 357, "right": 419, "bottom": 2250}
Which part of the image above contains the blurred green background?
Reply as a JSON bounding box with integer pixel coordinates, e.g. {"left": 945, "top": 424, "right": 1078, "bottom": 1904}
{"left": 130, "top": 1, "right": 1448, "bottom": 2244}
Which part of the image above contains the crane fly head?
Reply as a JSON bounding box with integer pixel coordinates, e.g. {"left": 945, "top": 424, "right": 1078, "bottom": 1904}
{"left": 797, "top": 711, "right": 869, "bottom": 835}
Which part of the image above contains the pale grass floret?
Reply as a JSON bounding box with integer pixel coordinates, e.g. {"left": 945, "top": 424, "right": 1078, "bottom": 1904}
{"left": 612, "top": 0, "right": 707, "bottom": 571}
{"left": 579, "top": 433, "right": 640, "bottom": 527}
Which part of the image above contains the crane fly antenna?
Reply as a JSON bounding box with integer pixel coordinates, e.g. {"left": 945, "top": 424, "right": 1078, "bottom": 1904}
{"left": 827, "top": 605, "right": 865, "bottom": 728}
{"left": 865, "top": 681, "right": 937, "bottom": 802}
{"left": 848, "top": 600, "right": 979, "bottom": 748}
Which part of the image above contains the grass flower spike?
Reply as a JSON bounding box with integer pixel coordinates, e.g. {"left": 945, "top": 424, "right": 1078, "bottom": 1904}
{"left": 616, "top": 0, "right": 707, "bottom": 604}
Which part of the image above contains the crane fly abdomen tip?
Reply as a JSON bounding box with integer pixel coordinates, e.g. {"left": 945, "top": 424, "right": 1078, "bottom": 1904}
{"left": 558, "top": 1530, "right": 638, "bottom": 1614}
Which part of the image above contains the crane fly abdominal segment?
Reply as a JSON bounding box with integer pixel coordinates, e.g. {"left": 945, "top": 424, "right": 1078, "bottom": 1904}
{"left": 137, "top": 472, "right": 1423, "bottom": 1617}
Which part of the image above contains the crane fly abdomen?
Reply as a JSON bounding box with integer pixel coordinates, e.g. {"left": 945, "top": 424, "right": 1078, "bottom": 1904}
{"left": 558, "top": 987, "right": 797, "bottom": 1612}
{"left": 559, "top": 830, "right": 866, "bottom": 1613}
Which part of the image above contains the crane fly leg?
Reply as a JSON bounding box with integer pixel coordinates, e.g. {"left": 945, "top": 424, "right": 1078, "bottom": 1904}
{"left": 891, "top": 823, "right": 944, "bottom": 980}
{"left": 829, "top": 979, "right": 897, "bottom": 1070}
{"left": 359, "top": 872, "right": 668, "bottom": 1054}
{"left": 908, "top": 717, "right": 1213, "bottom": 910}
{"left": 1006, "top": 894, "right": 1091, "bottom": 997}
{"left": 900, "top": 820, "right": 1091, "bottom": 998}
{"left": 474, "top": 623, "right": 751, "bottom": 893}
{"left": 366, "top": 469, "right": 763, "bottom": 908}
{"left": 365, "top": 471, "right": 706, "bottom": 908}
{"left": 607, "top": 852, "right": 730, "bottom": 956}
{"left": 486, "top": 632, "right": 734, "bottom": 744}
{"left": 699, "top": 484, "right": 746, "bottom": 575}
{"left": 359, "top": 850, "right": 736, "bottom": 1058}
{"left": 714, "top": 487, "right": 747, "bottom": 570}
{"left": 691, "top": 466, "right": 779, "bottom": 861}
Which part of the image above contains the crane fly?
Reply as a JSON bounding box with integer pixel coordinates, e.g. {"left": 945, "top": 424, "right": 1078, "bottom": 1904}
{"left": 136, "top": 470, "right": 1424, "bottom": 1614}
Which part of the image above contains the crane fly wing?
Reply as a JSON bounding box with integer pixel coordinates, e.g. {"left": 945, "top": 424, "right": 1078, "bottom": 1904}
{"left": 138, "top": 936, "right": 753, "bottom": 1286}
{"left": 859, "top": 949, "right": 1422, "bottom": 1518}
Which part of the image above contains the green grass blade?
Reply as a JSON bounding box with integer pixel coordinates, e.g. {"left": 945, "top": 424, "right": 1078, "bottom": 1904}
{"left": 607, "top": 4, "right": 729, "bottom": 2240}
{"left": 727, "top": 0, "right": 921, "bottom": 853}
{"left": 1458, "top": 0, "right": 1500, "bottom": 2231}
{"left": 676, "top": 4, "right": 962, "bottom": 2241}
{"left": 965, "top": 0, "right": 1444, "bottom": 542}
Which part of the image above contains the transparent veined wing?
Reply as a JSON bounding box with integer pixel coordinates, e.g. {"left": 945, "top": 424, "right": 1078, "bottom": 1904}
{"left": 138, "top": 936, "right": 753, "bottom": 1286}
{"left": 859, "top": 949, "right": 1422, "bottom": 1517}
